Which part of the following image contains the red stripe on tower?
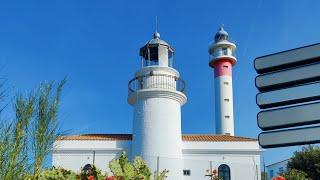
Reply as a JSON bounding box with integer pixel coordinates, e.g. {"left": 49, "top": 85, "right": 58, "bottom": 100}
{"left": 214, "top": 60, "right": 232, "bottom": 77}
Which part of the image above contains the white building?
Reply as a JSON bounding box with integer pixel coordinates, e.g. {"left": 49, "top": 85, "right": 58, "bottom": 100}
{"left": 267, "top": 159, "right": 289, "bottom": 180}
{"left": 53, "top": 27, "right": 261, "bottom": 180}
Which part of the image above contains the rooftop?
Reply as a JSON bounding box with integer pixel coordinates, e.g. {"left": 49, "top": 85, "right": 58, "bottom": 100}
{"left": 58, "top": 134, "right": 257, "bottom": 142}
{"left": 266, "top": 158, "right": 291, "bottom": 167}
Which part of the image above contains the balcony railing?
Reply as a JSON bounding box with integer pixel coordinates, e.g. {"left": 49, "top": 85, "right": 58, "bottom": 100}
{"left": 128, "top": 74, "right": 186, "bottom": 94}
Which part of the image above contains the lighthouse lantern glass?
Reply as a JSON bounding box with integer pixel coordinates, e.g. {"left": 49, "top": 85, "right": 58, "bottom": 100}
{"left": 140, "top": 45, "right": 174, "bottom": 68}
{"left": 210, "top": 46, "right": 236, "bottom": 61}
{"left": 169, "top": 51, "right": 174, "bottom": 67}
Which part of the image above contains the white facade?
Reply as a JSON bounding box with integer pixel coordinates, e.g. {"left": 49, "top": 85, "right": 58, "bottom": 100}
{"left": 53, "top": 135, "right": 261, "bottom": 180}
{"left": 267, "top": 159, "right": 289, "bottom": 180}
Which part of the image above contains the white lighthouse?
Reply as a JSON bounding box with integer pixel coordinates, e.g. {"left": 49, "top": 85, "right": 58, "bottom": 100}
{"left": 209, "top": 27, "right": 237, "bottom": 136}
{"left": 128, "top": 32, "right": 187, "bottom": 179}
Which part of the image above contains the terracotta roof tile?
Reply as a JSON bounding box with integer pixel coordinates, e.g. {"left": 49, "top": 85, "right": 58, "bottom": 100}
{"left": 182, "top": 134, "right": 257, "bottom": 142}
{"left": 59, "top": 134, "right": 132, "bottom": 141}
{"left": 58, "top": 134, "right": 256, "bottom": 142}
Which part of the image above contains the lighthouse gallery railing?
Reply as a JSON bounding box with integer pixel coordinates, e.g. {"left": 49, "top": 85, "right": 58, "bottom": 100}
{"left": 128, "top": 74, "right": 186, "bottom": 94}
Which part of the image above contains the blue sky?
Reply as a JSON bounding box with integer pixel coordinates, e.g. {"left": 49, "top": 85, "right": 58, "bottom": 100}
{"left": 0, "top": 0, "right": 320, "bottom": 166}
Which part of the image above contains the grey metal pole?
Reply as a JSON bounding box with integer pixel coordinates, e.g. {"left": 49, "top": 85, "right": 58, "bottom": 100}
{"left": 156, "top": 156, "right": 159, "bottom": 178}
{"left": 256, "top": 164, "right": 259, "bottom": 180}
{"left": 263, "top": 156, "right": 266, "bottom": 180}
{"left": 210, "top": 161, "right": 212, "bottom": 179}
{"left": 93, "top": 151, "right": 96, "bottom": 165}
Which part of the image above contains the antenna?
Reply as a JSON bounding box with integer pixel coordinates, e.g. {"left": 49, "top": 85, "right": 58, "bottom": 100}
{"left": 221, "top": 24, "right": 225, "bottom": 30}
{"left": 155, "top": 16, "right": 158, "bottom": 32}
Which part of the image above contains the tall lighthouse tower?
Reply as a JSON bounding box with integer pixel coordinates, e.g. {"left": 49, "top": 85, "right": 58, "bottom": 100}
{"left": 128, "top": 32, "right": 187, "bottom": 179}
{"left": 208, "top": 27, "right": 237, "bottom": 136}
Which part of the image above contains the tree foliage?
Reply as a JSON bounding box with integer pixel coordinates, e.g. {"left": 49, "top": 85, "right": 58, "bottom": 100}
{"left": 0, "top": 79, "right": 65, "bottom": 180}
{"left": 287, "top": 145, "right": 320, "bottom": 180}
{"left": 32, "top": 80, "right": 66, "bottom": 178}
{"left": 0, "top": 95, "right": 35, "bottom": 179}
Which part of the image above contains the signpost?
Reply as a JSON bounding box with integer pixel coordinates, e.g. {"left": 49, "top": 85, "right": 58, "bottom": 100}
{"left": 258, "top": 102, "right": 320, "bottom": 131}
{"left": 259, "top": 126, "right": 320, "bottom": 148}
{"left": 254, "top": 43, "right": 320, "bottom": 148}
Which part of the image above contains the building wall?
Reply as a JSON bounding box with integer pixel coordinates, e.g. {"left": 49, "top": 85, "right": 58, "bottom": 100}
{"left": 182, "top": 155, "right": 260, "bottom": 180}
{"left": 267, "top": 159, "right": 289, "bottom": 180}
{"left": 52, "top": 140, "right": 261, "bottom": 180}
{"left": 52, "top": 140, "right": 131, "bottom": 173}
{"left": 182, "top": 141, "right": 261, "bottom": 180}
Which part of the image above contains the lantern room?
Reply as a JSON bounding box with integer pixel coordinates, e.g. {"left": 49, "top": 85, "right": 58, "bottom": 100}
{"left": 208, "top": 27, "right": 237, "bottom": 67}
{"left": 139, "top": 32, "right": 174, "bottom": 68}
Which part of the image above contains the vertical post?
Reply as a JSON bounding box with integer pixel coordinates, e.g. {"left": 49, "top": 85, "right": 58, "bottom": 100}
{"left": 210, "top": 160, "right": 213, "bottom": 179}
{"left": 141, "top": 57, "right": 144, "bottom": 67}
{"left": 155, "top": 16, "right": 158, "bottom": 33}
{"left": 147, "top": 48, "right": 150, "bottom": 66}
{"left": 156, "top": 156, "right": 160, "bottom": 178}
{"left": 93, "top": 151, "right": 96, "bottom": 165}
{"left": 256, "top": 164, "right": 259, "bottom": 180}
{"left": 263, "top": 156, "right": 266, "bottom": 180}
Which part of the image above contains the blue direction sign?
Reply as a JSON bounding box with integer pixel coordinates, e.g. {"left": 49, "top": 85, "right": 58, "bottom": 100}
{"left": 254, "top": 43, "right": 320, "bottom": 148}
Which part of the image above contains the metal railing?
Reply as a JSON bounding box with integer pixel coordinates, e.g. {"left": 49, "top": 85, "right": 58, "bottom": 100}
{"left": 128, "top": 74, "right": 186, "bottom": 94}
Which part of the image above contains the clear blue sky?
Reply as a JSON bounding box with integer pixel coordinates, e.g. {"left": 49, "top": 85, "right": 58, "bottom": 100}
{"left": 0, "top": 0, "right": 320, "bottom": 166}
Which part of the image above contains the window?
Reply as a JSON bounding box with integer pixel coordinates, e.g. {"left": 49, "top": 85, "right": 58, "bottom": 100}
{"left": 225, "top": 115, "right": 230, "bottom": 119}
{"left": 168, "top": 51, "right": 174, "bottom": 67}
{"left": 224, "top": 98, "right": 229, "bottom": 102}
{"left": 223, "top": 65, "right": 228, "bottom": 68}
{"left": 270, "top": 170, "right": 274, "bottom": 179}
{"left": 279, "top": 167, "right": 284, "bottom": 173}
{"left": 224, "top": 82, "right": 229, "bottom": 85}
{"left": 222, "top": 48, "right": 228, "bottom": 55}
{"left": 183, "top": 170, "right": 191, "bottom": 176}
{"left": 149, "top": 47, "right": 159, "bottom": 61}
{"left": 218, "top": 164, "right": 230, "bottom": 180}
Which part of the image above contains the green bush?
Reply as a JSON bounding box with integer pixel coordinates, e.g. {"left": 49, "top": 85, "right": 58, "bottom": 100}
{"left": 109, "top": 152, "right": 168, "bottom": 180}
{"left": 39, "top": 167, "right": 77, "bottom": 180}
{"left": 282, "top": 169, "right": 310, "bottom": 180}
{"left": 80, "top": 164, "right": 106, "bottom": 180}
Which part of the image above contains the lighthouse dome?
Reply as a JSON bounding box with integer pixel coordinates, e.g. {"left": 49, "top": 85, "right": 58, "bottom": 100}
{"left": 144, "top": 32, "right": 170, "bottom": 46}
{"left": 214, "top": 26, "right": 229, "bottom": 42}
